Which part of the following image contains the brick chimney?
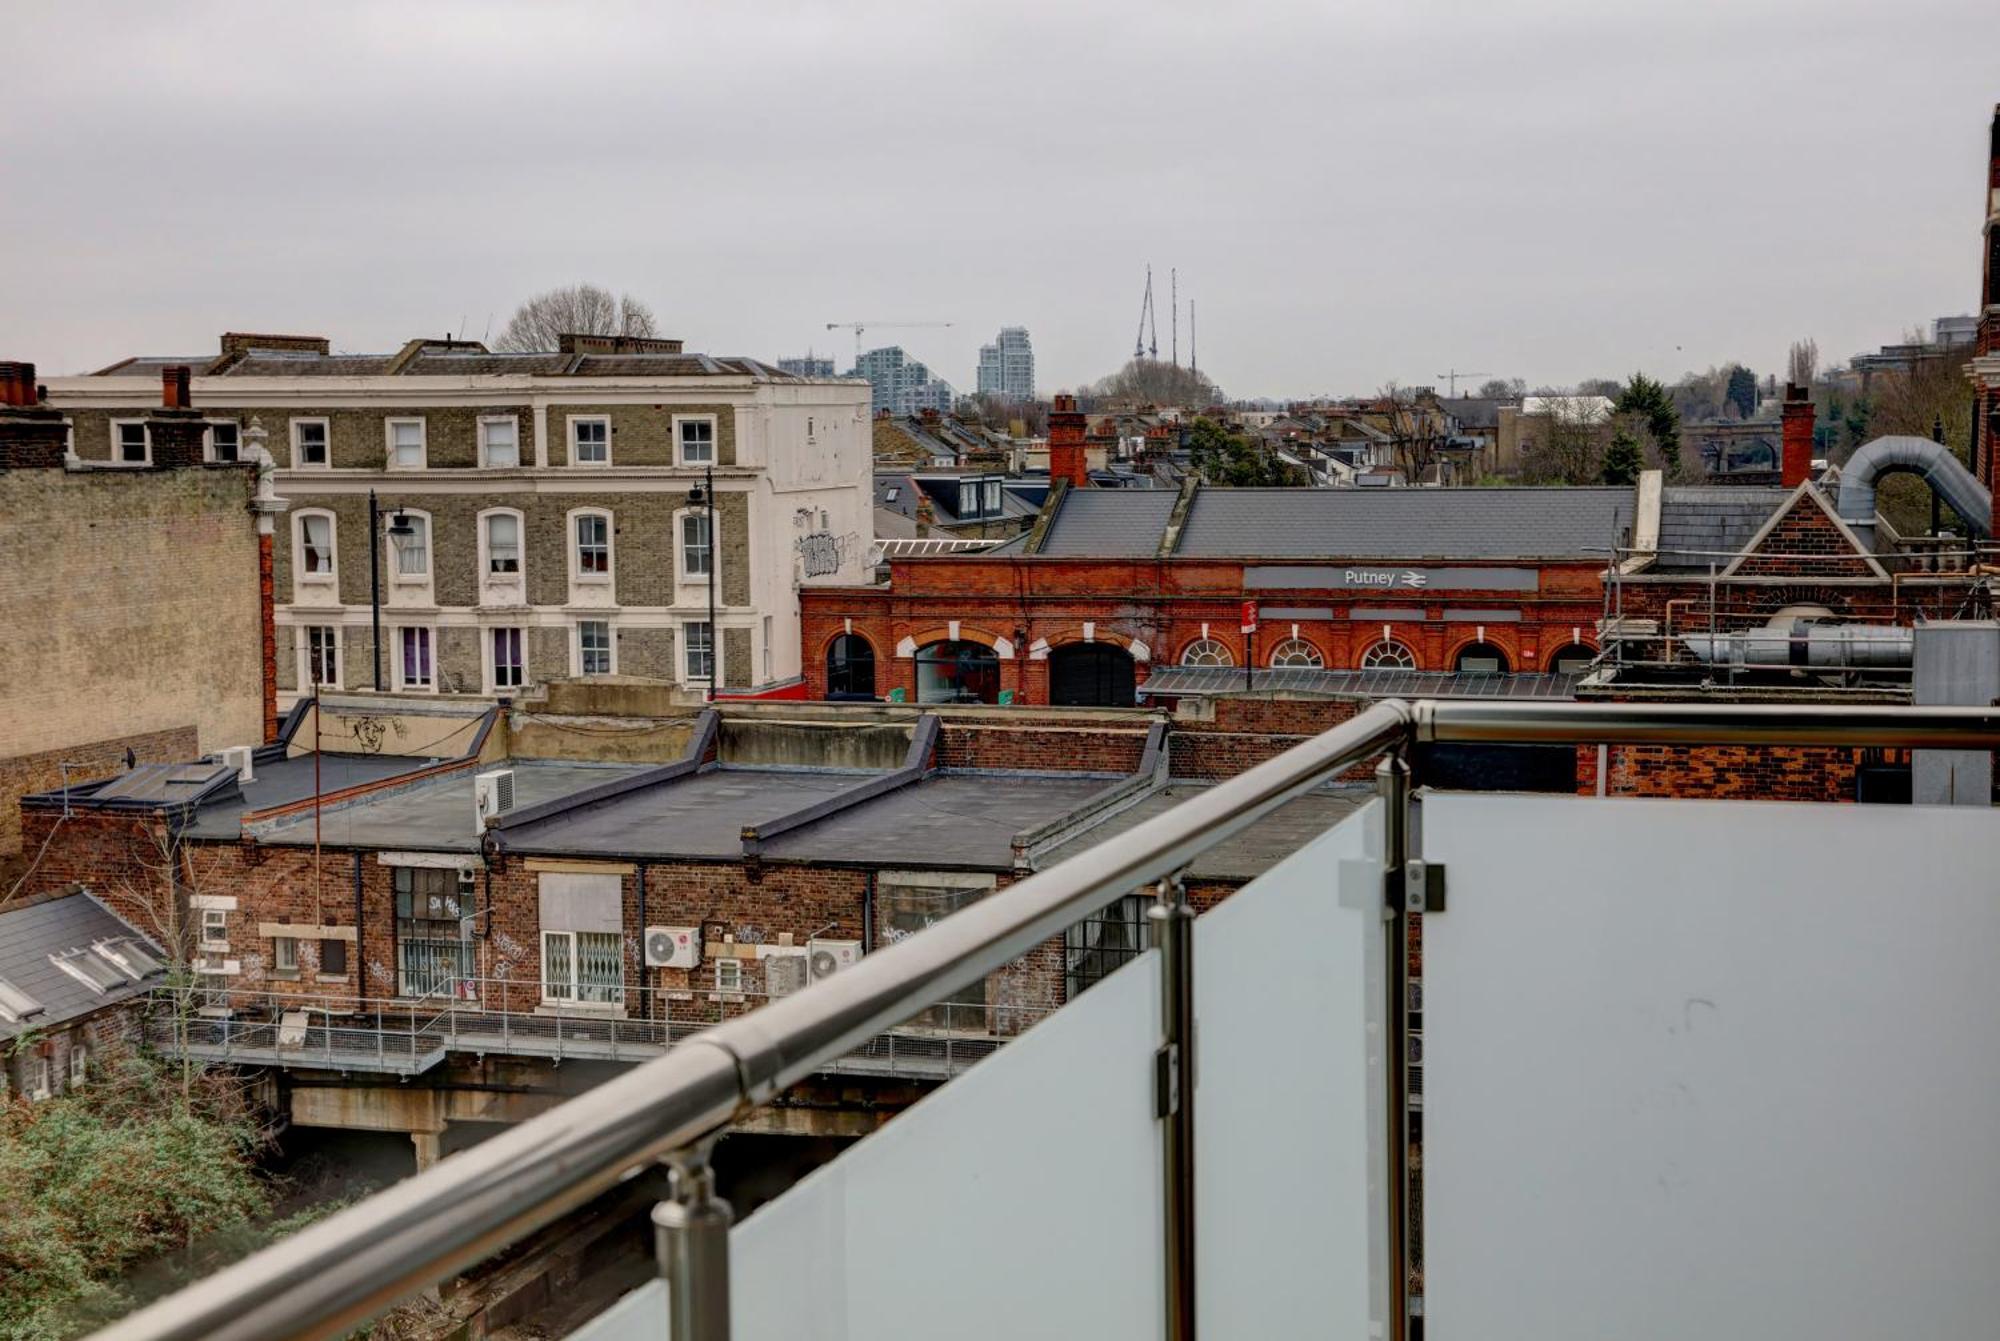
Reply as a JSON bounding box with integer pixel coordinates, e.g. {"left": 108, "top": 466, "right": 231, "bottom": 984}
{"left": 145, "top": 364, "right": 208, "bottom": 468}
{"left": 1049, "top": 392, "right": 1088, "bottom": 488}
{"left": 0, "top": 361, "right": 70, "bottom": 469}
{"left": 1780, "top": 383, "right": 1815, "bottom": 488}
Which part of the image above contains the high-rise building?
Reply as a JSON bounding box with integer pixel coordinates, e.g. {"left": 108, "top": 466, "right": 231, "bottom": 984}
{"left": 976, "top": 327, "right": 1035, "bottom": 402}
{"left": 851, "top": 346, "right": 954, "bottom": 416}
{"left": 778, "top": 355, "right": 838, "bottom": 379}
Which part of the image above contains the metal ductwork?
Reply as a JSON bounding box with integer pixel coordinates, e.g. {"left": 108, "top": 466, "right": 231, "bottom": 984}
{"left": 1682, "top": 616, "right": 1913, "bottom": 670}
{"left": 1835, "top": 435, "right": 1992, "bottom": 541}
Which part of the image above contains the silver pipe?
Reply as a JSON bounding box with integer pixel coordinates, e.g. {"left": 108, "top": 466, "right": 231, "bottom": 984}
{"left": 1377, "top": 754, "right": 1412, "bottom": 1341}
{"left": 1150, "top": 873, "right": 1198, "bottom": 1341}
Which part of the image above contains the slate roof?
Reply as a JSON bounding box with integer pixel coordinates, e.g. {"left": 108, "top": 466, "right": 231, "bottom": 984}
{"left": 1654, "top": 487, "right": 1792, "bottom": 572}
{"left": 94, "top": 349, "right": 804, "bottom": 382}
{"left": 1036, "top": 489, "right": 1180, "bottom": 557}
{"left": 0, "top": 894, "right": 166, "bottom": 1044}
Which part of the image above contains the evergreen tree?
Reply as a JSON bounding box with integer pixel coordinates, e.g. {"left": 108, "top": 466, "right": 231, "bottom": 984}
{"left": 1725, "top": 365, "right": 1758, "bottom": 420}
{"left": 1613, "top": 372, "right": 1682, "bottom": 473}
{"left": 1601, "top": 429, "right": 1645, "bottom": 485}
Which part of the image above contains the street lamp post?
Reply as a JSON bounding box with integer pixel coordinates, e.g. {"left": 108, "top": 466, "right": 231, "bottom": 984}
{"left": 368, "top": 489, "right": 416, "bottom": 692}
{"left": 686, "top": 466, "right": 717, "bottom": 702}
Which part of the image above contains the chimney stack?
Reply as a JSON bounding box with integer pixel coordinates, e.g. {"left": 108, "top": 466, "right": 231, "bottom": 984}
{"left": 1048, "top": 392, "right": 1088, "bottom": 488}
{"left": 0, "top": 361, "right": 71, "bottom": 469}
{"left": 145, "top": 364, "right": 207, "bottom": 468}
{"left": 1780, "top": 383, "right": 1815, "bottom": 488}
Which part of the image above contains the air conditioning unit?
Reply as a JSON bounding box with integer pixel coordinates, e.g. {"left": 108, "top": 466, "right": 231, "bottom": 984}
{"left": 808, "top": 938, "right": 861, "bottom": 982}
{"left": 643, "top": 926, "right": 699, "bottom": 970}
{"left": 473, "top": 769, "right": 516, "bottom": 831}
{"left": 1406, "top": 980, "right": 1423, "bottom": 1015}
{"left": 217, "top": 745, "right": 256, "bottom": 784}
{"left": 766, "top": 950, "right": 809, "bottom": 997}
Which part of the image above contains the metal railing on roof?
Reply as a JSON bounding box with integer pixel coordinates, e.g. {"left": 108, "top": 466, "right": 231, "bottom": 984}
{"left": 91, "top": 700, "right": 2000, "bottom": 1341}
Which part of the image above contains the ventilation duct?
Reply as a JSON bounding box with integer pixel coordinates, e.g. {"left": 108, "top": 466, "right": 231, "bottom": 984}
{"left": 1681, "top": 617, "right": 1913, "bottom": 670}
{"left": 1835, "top": 435, "right": 1991, "bottom": 542}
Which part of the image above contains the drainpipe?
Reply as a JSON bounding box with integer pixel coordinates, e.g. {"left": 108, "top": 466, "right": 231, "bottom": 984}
{"left": 637, "top": 863, "right": 649, "bottom": 1025}
{"left": 352, "top": 851, "right": 365, "bottom": 1011}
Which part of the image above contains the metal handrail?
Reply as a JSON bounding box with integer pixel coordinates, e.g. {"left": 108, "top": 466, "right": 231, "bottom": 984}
{"left": 91, "top": 699, "right": 2000, "bottom": 1341}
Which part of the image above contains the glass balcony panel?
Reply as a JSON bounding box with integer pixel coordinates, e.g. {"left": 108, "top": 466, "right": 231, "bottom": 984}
{"left": 730, "top": 951, "right": 1165, "bottom": 1340}
{"left": 1195, "top": 799, "right": 1386, "bottom": 1336}
{"left": 1421, "top": 793, "right": 2000, "bottom": 1340}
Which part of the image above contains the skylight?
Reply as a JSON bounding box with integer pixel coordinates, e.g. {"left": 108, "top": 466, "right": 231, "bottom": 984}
{"left": 0, "top": 977, "right": 43, "bottom": 1023}
{"left": 50, "top": 948, "right": 128, "bottom": 995}
{"left": 94, "top": 938, "right": 164, "bottom": 979}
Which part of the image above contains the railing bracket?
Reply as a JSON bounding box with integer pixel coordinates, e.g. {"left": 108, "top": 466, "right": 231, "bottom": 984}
{"left": 1406, "top": 860, "right": 1445, "bottom": 913}
{"left": 1155, "top": 1042, "right": 1181, "bottom": 1118}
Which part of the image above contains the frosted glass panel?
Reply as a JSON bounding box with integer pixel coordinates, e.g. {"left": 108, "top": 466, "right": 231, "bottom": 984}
{"left": 1195, "top": 799, "right": 1384, "bottom": 1337}
{"left": 733, "top": 952, "right": 1163, "bottom": 1341}
{"left": 1421, "top": 794, "right": 2000, "bottom": 1340}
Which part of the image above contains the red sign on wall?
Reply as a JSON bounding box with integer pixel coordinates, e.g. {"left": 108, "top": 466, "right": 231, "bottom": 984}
{"left": 1240, "top": 601, "right": 1258, "bottom": 633}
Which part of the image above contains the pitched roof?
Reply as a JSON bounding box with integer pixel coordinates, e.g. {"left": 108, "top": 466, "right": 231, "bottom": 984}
{"left": 0, "top": 893, "right": 166, "bottom": 1043}
{"left": 1036, "top": 489, "right": 1180, "bottom": 557}
{"left": 1173, "top": 487, "right": 1630, "bottom": 559}
{"left": 1654, "top": 487, "right": 1792, "bottom": 572}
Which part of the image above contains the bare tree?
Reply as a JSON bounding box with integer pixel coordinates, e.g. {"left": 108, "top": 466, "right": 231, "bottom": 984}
{"left": 1378, "top": 383, "right": 1455, "bottom": 484}
{"left": 495, "top": 284, "right": 660, "bottom": 352}
{"left": 1521, "top": 395, "right": 1612, "bottom": 485}
{"left": 1787, "top": 338, "right": 1819, "bottom": 387}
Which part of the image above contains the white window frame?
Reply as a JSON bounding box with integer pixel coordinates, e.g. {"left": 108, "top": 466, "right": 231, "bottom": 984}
{"left": 479, "top": 414, "right": 521, "bottom": 468}
{"left": 489, "top": 626, "right": 527, "bottom": 692}
{"left": 205, "top": 421, "right": 241, "bottom": 463}
{"left": 478, "top": 507, "right": 525, "bottom": 583}
{"left": 540, "top": 930, "right": 624, "bottom": 1006}
{"left": 294, "top": 509, "right": 338, "bottom": 585}
{"left": 673, "top": 413, "right": 718, "bottom": 466}
{"left": 388, "top": 508, "right": 433, "bottom": 584}
{"left": 201, "top": 907, "right": 228, "bottom": 950}
{"left": 568, "top": 414, "right": 612, "bottom": 467}
{"left": 1179, "top": 637, "right": 1233, "bottom": 667}
{"left": 29, "top": 1055, "right": 51, "bottom": 1101}
{"left": 291, "top": 417, "right": 331, "bottom": 469}
{"left": 68, "top": 1041, "right": 86, "bottom": 1087}
{"left": 109, "top": 418, "right": 151, "bottom": 466}
{"left": 569, "top": 508, "right": 614, "bottom": 585}
{"left": 683, "top": 619, "right": 716, "bottom": 685}
{"left": 272, "top": 935, "right": 299, "bottom": 975}
{"left": 676, "top": 507, "right": 713, "bottom": 581}
{"left": 714, "top": 957, "right": 743, "bottom": 995}
{"left": 396, "top": 625, "right": 438, "bottom": 693}
{"left": 299, "top": 624, "right": 343, "bottom": 690}
{"left": 384, "top": 417, "right": 428, "bottom": 471}
{"left": 575, "top": 619, "right": 616, "bottom": 676}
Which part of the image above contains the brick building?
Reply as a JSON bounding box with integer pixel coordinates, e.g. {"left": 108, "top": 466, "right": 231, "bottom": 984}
{"left": 0, "top": 363, "right": 283, "bottom": 873}
{"left": 40, "top": 332, "right": 871, "bottom": 706}
{"left": 1975, "top": 103, "right": 2000, "bottom": 525}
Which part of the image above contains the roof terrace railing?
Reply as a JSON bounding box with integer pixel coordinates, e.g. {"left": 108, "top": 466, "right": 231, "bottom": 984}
{"left": 91, "top": 700, "right": 2000, "bottom": 1341}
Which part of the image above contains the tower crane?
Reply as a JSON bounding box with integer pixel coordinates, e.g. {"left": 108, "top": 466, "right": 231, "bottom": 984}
{"left": 825, "top": 321, "right": 953, "bottom": 366}
{"left": 1434, "top": 369, "right": 1493, "bottom": 397}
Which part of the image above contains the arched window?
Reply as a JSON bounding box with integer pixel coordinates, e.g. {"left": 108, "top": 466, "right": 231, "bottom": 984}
{"left": 293, "top": 509, "right": 337, "bottom": 582}
{"left": 1454, "top": 642, "right": 1509, "bottom": 675}
{"left": 1180, "top": 638, "right": 1233, "bottom": 667}
{"left": 826, "top": 635, "right": 877, "bottom": 699}
{"left": 1547, "top": 643, "right": 1596, "bottom": 675}
{"left": 1360, "top": 639, "right": 1417, "bottom": 672}
{"left": 479, "top": 508, "right": 524, "bottom": 579}
{"left": 915, "top": 640, "right": 1000, "bottom": 704}
{"left": 1268, "top": 638, "right": 1324, "bottom": 668}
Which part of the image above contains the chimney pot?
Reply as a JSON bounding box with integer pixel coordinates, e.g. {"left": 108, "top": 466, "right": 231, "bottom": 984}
{"left": 162, "top": 365, "right": 191, "bottom": 410}
{"left": 0, "top": 361, "right": 37, "bottom": 408}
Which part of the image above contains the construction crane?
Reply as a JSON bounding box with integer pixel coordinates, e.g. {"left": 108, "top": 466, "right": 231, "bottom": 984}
{"left": 1134, "top": 266, "right": 1158, "bottom": 362}
{"left": 825, "top": 321, "right": 952, "bottom": 366}
{"left": 1434, "top": 368, "right": 1493, "bottom": 397}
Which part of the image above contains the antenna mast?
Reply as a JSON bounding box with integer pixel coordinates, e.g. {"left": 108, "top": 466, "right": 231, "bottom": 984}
{"left": 1171, "top": 268, "right": 1178, "bottom": 369}
{"left": 1190, "top": 301, "right": 1197, "bottom": 378}
{"left": 1134, "top": 266, "right": 1159, "bottom": 362}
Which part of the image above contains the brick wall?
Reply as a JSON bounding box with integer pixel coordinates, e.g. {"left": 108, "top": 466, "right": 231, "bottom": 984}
{"left": 1169, "top": 696, "right": 1373, "bottom": 780}
{"left": 541, "top": 403, "right": 738, "bottom": 468}
{"left": 1, "top": 463, "right": 265, "bottom": 845}
{"left": 936, "top": 721, "right": 1151, "bottom": 774}
{"left": 1731, "top": 495, "right": 1877, "bottom": 577}
{"left": 1577, "top": 743, "right": 1861, "bottom": 802}
{"left": 0, "top": 727, "right": 196, "bottom": 861}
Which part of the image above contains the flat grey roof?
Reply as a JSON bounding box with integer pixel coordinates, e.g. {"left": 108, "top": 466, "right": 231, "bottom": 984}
{"left": 498, "top": 766, "right": 875, "bottom": 860}
{"left": 0, "top": 893, "right": 165, "bottom": 1043}
{"left": 1023, "top": 485, "right": 1634, "bottom": 561}
{"left": 183, "top": 753, "right": 439, "bottom": 840}
{"left": 760, "top": 774, "right": 1114, "bottom": 869}
{"left": 1041, "top": 785, "right": 1368, "bottom": 882}
{"left": 1139, "top": 666, "right": 1582, "bottom": 700}
{"left": 254, "top": 761, "right": 650, "bottom": 852}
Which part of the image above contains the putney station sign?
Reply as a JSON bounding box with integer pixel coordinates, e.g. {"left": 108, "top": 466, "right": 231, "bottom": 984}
{"left": 1244, "top": 565, "right": 1540, "bottom": 593}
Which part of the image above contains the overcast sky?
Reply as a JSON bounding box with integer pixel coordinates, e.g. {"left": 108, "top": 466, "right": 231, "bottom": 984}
{"left": 3, "top": 1, "right": 1996, "bottom": 399}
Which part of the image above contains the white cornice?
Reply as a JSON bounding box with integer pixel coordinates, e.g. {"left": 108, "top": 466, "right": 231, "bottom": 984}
{"left": 41, "top": 375, "right": 869, "bottom": 408}
{"left": 270, "top": 469, "right": 761, "bottom": 495}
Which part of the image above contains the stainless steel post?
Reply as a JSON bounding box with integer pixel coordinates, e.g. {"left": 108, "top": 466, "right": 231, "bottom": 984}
{"left": 1376, "top": 753, "right": 1411, "bottom": 1341}
{"left": 653, "top": 1143, "right": 733, "bottom": 1341}
{"left": 1149, "top": 871, "right": 1197, "bottom": 1341}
